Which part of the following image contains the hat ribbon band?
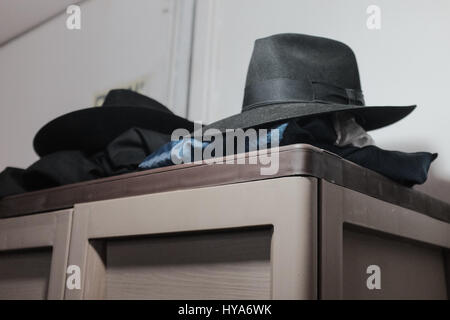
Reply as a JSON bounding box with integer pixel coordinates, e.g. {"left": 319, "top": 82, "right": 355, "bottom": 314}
{"left": 243, "top": 78, "right": 365, "bottom": 111}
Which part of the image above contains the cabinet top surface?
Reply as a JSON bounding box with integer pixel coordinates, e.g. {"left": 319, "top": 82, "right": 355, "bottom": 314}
{"left": 1, "top": 144, "right": 449, "bottom": 222}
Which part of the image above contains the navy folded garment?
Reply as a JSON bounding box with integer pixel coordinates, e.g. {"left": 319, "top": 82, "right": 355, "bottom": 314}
{"left": 139, "top": 118, "right": 437, "bottom": 187}
{"left": 281, "top": 118, "right": 437, "bottom": 187}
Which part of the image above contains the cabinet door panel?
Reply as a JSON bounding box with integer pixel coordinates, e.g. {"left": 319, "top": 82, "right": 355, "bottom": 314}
{"left": 0, "top": 210, "right": 72, "bottom": 299}
{"left": 343, "top": 229, "right": 448, "bottom": 300}
{"left": 0, "top": 248, "right": 52, "bottom": 300}
{"left": 105, "top": 228, "right": 271, "bottom": 299}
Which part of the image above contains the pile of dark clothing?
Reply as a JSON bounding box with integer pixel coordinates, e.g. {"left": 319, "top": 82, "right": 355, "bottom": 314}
{"left": 0, "top": 127, "right": 170, "bottom": 198}
{"left": 139, "top": 115, "right": 436, "bottom": 187}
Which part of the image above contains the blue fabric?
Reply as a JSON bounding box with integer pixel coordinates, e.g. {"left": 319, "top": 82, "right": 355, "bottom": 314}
{"left": 139, "top": 123, "right": 288, "bottom": 169}
{"left": 139, "top": 119, "right": 436, "bottom": 187}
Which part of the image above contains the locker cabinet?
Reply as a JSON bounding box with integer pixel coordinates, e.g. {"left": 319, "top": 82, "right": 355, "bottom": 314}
{"left": 0, "top": 145, "right": 449, "bottom": 299}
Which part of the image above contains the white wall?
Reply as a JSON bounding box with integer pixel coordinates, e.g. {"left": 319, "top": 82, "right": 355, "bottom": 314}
{"left": 0, "top": 0, "right": 193, "bottom": 170}
{"left": 188, "top": 0, "right": 450, "bottom": 201}
{"left": 0, "top": 0, "right": 80, "bottom": 45}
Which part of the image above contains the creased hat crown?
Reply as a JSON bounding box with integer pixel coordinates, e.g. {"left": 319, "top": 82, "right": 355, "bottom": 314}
{"left": 243, "top": 33, "right": 364, "bottom": 110}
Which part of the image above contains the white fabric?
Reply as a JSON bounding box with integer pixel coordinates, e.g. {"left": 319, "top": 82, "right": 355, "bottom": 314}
{"left": 333, "top": 112, "right": 375, "bottom": 148}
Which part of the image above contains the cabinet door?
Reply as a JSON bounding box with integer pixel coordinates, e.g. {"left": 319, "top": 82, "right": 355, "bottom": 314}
{"left": 66, "top": 177, "right": 318, "bottom": 300}
{"left": 0, "top": 210, "right": 72, "bottom": 299}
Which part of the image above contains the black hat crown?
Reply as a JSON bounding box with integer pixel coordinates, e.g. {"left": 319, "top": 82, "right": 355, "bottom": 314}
{"left": 103, "top": 89, "right": 172, "bottom": 114}
{"left": 243, "top": 33, "right": 365, "bottom": 111}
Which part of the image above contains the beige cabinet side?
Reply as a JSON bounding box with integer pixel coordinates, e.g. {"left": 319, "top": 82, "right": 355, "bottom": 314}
{"left": 320, "top": 180, "right": 450, "bottom": 300}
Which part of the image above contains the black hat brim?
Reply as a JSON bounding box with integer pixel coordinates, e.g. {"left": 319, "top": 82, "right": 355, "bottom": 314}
{"left": 202, "top": 102, "right": 416, "bottom": 133}
{"left": 34, "top": 106, "right": 195, "bottom": 157}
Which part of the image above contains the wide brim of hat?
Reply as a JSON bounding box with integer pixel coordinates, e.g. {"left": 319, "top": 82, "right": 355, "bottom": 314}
{"left": 34, "top": 106, "right": 195, "bottom": 157}
{"left": 202, "top": 102, "right": 416, "bottom": 133}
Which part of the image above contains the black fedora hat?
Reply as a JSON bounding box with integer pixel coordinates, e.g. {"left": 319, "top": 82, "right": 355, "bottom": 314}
{"left": 203, "top": 33, "right": 415, "bottom": 132}
{"left": 34, "top": 89, "right": 195, "bottom": 156}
